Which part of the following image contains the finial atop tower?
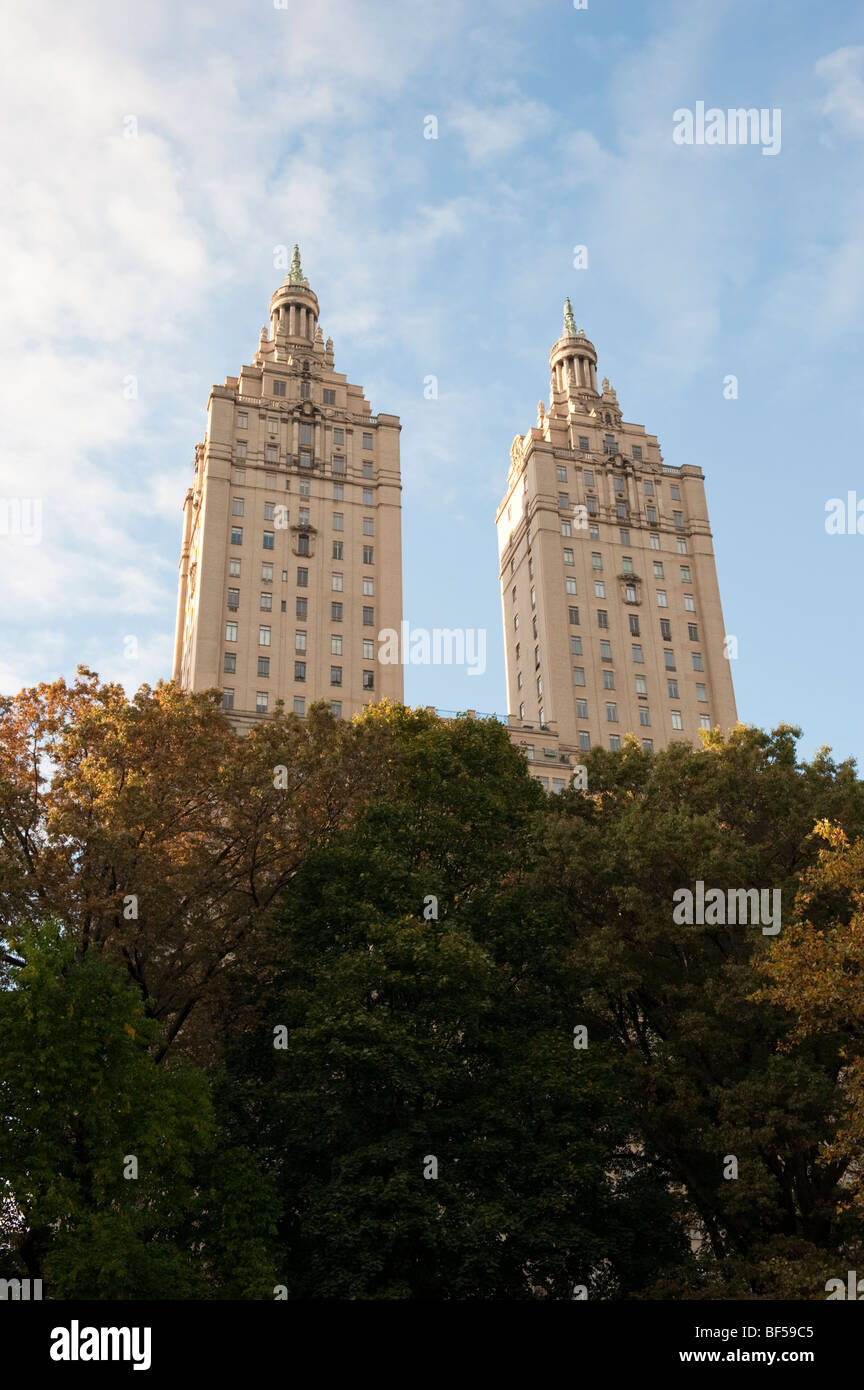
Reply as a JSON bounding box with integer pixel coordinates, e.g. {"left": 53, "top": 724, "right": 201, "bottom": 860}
{"left": 563, "top": 296, "right": 578, "bottom": 338}
{"left": 287, "top": 244, "right": 309, "bottom": 287}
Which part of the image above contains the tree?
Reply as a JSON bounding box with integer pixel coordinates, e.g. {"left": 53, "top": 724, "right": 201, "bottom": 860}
{"left": 0, "top": 922, "right": 276, "bottom": 1298}
{"left": 758, "top": 820, "right": 864, "bottom": 1221}
{"left": 529, "top": 726, "right": 864, "bottom": 1297}
{"left": 218, "top": 708, "right": 686, "bottom": 1298}
{"left": 0, "top": 670, "right": 386, "bottom": 1060}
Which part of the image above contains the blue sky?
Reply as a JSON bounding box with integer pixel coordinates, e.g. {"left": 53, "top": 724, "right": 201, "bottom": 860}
{"left": 2, "top": 0, "right": 863, "bottom": 764}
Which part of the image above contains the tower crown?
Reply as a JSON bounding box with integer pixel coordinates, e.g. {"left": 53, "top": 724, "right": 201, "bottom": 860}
{"left": 268, "top": 244, "right": 320, "bottom": 345}
{"left": 550, "top": 297, "right": 598, "bottom": 398}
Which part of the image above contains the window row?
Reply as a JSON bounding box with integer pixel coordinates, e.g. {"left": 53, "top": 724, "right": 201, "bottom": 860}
{"left": 221, "top": 692, "right": 349, "bottom": 718}
{"left": 235, "top": 420, "right": 373, "bottom": 447}
{"left": 560, "top": 523, "right": 689, "bottom": 555}
{"left": 225, "top": 608, "right": 376, "bottom": 644}
{"left": 231, "top": 502, "right": 375, "bottom": 534}
{"left": 229, "top": 562, "right": 375, "bottom": 591}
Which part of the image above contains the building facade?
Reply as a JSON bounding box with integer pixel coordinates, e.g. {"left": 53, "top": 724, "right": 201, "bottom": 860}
{"left": 496, "top": 299, "right": 737, "bottom": 784}
{"left": 173, "top": 248, "right": 403, "bottom": 731}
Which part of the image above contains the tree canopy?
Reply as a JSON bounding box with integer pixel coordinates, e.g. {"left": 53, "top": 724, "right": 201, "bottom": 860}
{"left": 2, "top": 675, "right": 863, "bottom": 1298}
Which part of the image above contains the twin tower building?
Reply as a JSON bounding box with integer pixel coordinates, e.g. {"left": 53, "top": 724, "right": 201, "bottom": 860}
{"left": 173, "top": 249, "right": 737, "bottom": 786}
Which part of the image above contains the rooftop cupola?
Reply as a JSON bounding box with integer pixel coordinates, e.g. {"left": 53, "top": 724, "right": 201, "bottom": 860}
{"left": 268, "top": 244, "right": 320, "bottom": 346}
{"left": 549, "top": 296, "right": 598, "bottom": 398}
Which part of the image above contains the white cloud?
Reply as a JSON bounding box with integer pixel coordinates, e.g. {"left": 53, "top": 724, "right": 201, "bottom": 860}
{"left": 816, "top": 46, "right": 864, "bottom": 139}
{"left": 449, "top": 99, "right": 554, "bottom": 161}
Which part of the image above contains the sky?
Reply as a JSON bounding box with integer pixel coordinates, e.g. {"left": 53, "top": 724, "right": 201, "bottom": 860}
{"left": 1, "top": 0, "right": 863, "bottom": 765}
